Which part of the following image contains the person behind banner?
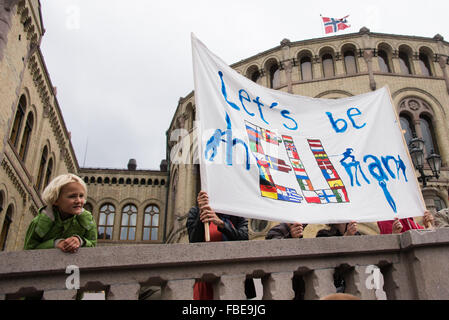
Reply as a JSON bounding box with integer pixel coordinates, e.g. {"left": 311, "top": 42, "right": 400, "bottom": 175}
{"left": 23, "top": 174, "right": 97, "bottom": 252}
{"left": 186, "top": 190, "right": 256, "bottom": 300}
{"left": 265, "top": 222, "right": 307, "bottom": 240}
{"left": 377, "top": 210, "right": 434, "bottom": 234}
{"left": 265, "top": 222, "right": 307, "bottom": 300}
{"left": 433, "top": 208, "right": 449, "bottom": 228}
{"left": 315, "top": 221, "right": 360, "bottom": 293}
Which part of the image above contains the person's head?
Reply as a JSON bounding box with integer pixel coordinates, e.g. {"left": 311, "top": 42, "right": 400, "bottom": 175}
{"left": 42, "top": 174, "right": 87, "bottom": 216}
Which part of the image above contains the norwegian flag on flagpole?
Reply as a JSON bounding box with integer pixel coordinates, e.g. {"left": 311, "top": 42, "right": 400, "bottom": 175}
{"left": 321, "top": 15, "right": 350, "bottom": 34}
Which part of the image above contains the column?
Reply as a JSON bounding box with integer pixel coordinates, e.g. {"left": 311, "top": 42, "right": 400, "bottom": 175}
{"left": 262, "top": 272, "right": 294, "bottom": 300}
{"left": 43, "top": 289, "right": 77, "bottom": 300}
{"left": 161, "top": 279, "right": 195, "bottom": 300}
{"left": 344, "top": 265, "right": 380, "bottom": 300}
{"left": 108, "top": 283, "right": 141, "bottom": 300}
{"left": 303, "top": 268, "right": 335, "bottom": 300}
{"left": 214, "top": 274, "right": 246, "bottom": 300}
{"left": 363, "top": 49, "right": 376, "bottom": 91}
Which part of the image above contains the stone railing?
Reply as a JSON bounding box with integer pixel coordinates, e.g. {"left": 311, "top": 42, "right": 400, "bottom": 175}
{"left": 1, "top": 228, "right": 449, "bottom": 300}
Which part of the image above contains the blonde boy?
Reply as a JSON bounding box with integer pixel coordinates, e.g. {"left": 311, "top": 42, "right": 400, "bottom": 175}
{"left": 24, "top": 174, "right": 97, "bottom": 252}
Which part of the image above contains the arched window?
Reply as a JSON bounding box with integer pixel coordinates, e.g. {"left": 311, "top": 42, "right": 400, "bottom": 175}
{"left": 98, "top": 204, "right": 115, "bottom": 240}
{"left": 399, "top": 51, "right": 412, "bottom": 75}
{"left": 147, "top": 179, "right": 153, "bottom": 185}
{"left": 143, "top": 205, "right": 159, "bottom": 241}
{"left": 269, "top": 64, "right": 280, "bottom": 88}
{"left": 0, "top": 205, "right": 13, "bottom": 251}
{"left": 140, "top": 178, "right": 146, "bottom": 185}
{"left": 36, "top": 146, "right": 48, "bottom": 190}
{"left": 322, "top": 54, "right": 335, "bottom": 77}
{"left": 154, "top": 179, "right": 159, "bottom": 186}
{"left": 419, "top": 52, "right": 432, "bottom": 76}
{"left": 434, "top": 196, "right": 447, "bottom": 212}
{"left": 399, "top": 114, "right": 414, "bottom": 147}
{"left": 344, "top": 50, "right": 357, "bottom": 75}
{"left": 9, "top": 95, "right": 27, "bottom": 147}
{"left": 133, "top": 178, "right": 139, "bottom": 185}
{"left": 120, "top": 204, "right": 137, "bottom": 240}
{"left": 18, "top": 112, "right": 33, "bottom": 161}
{"left": 378, "top": 50, "right": 391, "bottom": 73}
{"left": 43, "top": 158, "right": 53, "bottom": 190}
{"left": 97, "top": 177, "right": 103, "bottom": 184}
{"left": 126, "top": 178, "right": 132, "bottom": 185}
{"left": 300, "top": 56, "right": 312, "bottom": 80}
{"left": 104, "top": 177, "right": 110, "bottom": 184}
{"left": 420, "top": 116, "right": 438, "bottom": 155}
{"left": 399, "top": 97, "right": 439, "bottom": 158}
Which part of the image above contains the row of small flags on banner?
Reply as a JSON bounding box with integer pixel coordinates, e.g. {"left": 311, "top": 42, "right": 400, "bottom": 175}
{"left": 321, "top": 14, "right": 351, "bottom": 34}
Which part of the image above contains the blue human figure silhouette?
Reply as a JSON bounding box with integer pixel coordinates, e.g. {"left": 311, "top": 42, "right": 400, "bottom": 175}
{"left": 396, "top": 155, "right": 408, "bottom": 182}
{"left": 204, "top": 112, "right": 250, "bottom": 170}
{"left": 364, "top": 155, "right": 397, "bottom": 213}
{"left": 340, "top": 148, "right": 370, "bottom": 186}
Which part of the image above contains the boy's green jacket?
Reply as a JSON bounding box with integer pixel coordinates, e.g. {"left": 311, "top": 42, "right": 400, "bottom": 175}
{"left": 24, "top": 206, "right": 97, "bottom": 250}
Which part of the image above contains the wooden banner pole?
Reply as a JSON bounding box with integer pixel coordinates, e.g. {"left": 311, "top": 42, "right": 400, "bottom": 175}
{"left": 204, "top": 221, "right": 210, "bottom": 242}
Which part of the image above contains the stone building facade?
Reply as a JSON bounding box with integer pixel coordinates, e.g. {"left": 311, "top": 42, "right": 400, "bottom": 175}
{"left": 0, "top": 0, "right": 79, "bottom": 251}
{"left": 1, "top": 1, "right": 449, "bottom": 250}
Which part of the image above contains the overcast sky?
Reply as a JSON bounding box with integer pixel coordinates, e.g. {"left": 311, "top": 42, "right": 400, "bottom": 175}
{"left": 39, "top": 0, "right": 448, "bottom": 170}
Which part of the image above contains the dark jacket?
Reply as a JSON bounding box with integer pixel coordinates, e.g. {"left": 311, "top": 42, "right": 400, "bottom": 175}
{"left": 316, "top": 225, "right": 361, "bottom": 238}
{"left": 186, "top": 206, "right": 249, "bottom": 242}
{"left": 186, "top": 206, "right": 255, "bottom": 299}
{"left": 265, "top": 223, "right": 308, "bottom": 240}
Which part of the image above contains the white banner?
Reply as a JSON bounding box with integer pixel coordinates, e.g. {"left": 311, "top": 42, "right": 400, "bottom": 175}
{"left": 191, "top": 34, "right": 425, "bottom": 224}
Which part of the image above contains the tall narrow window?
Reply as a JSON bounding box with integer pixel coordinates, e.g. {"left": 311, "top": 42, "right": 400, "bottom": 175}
{"left": 322, "top": 54, "right": 334, "bottom": 77}
{"left": 98, "top": 204, "right": 115, "bottom": 240}
{"left": 399, "top": 51, "right": 411, "bottom": 74}
{"left": 0, "top": 205, "right": 13, "bottom": 251}
{"left": 143, "top": 205, "right": 159, "bottom": 241}
{"left": 399, "top": 115, "right": 414, "bottom": 147}
{"left": 300, "top": 56, "right": 312, "bottom": 80}
{"left": 419, "top": 53, "right": 432, "bottom": 76}
{"left": 9, "top": 95, "right": 27, "bottom": 147}
{"left": 378, "top": 50, "right": 391, "bottom": 73}
{"left": 269, "top": 64, "right": 280, "bottom": 88}
{"left": 420, "top": 116, "right": 438, "bottom": 155}
{"left": 18, "top": 113, "right": 33, "bottom": 161}
{"left": 43, "top": 158, "right": 53, "bottom": 190}
{"left": 344, "top": 51, "right": 357, "bottom": 75}
{"left": 251, "top": 70, "right": 261, "bottom": 83}
{"left": 120, "top": 204, "right": 137, "bottom": 240}
{"left": 36, "top": 146, "right": 48, "bottom": 190}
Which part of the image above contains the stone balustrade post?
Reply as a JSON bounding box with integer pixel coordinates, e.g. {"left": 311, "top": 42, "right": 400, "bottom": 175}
{"left": 108, "top": 282, "right": 141, "bottom": 300}
{"left": 161, "top": 279, "right": 195, "bottom": 300}
{"left": 344, "top": 265, "right": 379, "bottom": 300}
{"left": 43, "top": 289, "right": 77, "bottom": 300}
{"left": 262, "top": 272, "right": 294, "bottom": 300}
{"left": 214, "top": 274, "right": 246, "bottom": 300}
{"left": 303, "top": 268, "right": 336, "bottom": 300}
